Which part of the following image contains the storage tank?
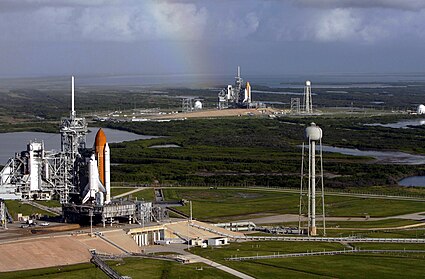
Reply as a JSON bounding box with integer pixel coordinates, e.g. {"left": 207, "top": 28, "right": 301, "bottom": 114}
{"left": 305, "top": 122, "right": 322, "bottom": 141}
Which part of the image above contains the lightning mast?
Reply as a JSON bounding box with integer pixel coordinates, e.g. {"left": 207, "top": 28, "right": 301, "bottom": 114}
{"left": 59, "top": 76, "right": 88, "bottom": 203}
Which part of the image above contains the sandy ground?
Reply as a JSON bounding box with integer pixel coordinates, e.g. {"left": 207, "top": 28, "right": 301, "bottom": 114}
{"left": 0, "top": 236, "right": 91, "bottom": 272}
{"left": 153, "top": 108, "right": 276, "bottom": 120}
{"left": 0, "top": 230, "right": 139, "bottom": 272}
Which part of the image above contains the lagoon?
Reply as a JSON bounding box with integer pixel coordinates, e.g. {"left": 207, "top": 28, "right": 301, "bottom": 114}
{"left": 0, "top": 127, "right": 158, "bottom": 163}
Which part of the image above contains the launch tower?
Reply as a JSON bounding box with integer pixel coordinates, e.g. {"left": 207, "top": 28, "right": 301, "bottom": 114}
{"left": 59, "top": 76, "right": 88, "bottom": 203}
{"left": 303, "top": 80, "right": 313, "bottom": 113}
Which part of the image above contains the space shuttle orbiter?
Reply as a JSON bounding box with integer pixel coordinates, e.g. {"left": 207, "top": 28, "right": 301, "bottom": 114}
{"left": 243, "top": 81, "right": 251, "bottom": 103}
{"left": 82, "top": 128, "right": 111, "bottom": 204}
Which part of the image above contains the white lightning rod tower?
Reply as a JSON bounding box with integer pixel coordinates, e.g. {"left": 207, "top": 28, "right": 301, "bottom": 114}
{"left": 71, "top": 76, "right": 75, "bottom": 118}
{"left": 303, "top": 80, "right": 313, "bottom": 113}
{"left": 299, "top": 122, "right": 326, "bottom": 236}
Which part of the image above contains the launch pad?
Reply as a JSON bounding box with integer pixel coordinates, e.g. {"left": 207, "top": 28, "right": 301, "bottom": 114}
{"left": 218, "top": 66, "right": 254, "bottom": 109}
{"left": 0, "top": 76, "right": 165, "bottom": 226}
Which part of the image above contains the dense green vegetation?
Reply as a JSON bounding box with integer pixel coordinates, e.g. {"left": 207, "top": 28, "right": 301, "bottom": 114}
{"left": 107, "top": 115, "right": 425, "bottom": 190}
{"left": 2, "top": 81, "right": 425, "bottom": 191}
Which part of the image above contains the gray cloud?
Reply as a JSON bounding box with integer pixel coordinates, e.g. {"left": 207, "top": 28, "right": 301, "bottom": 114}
{"left": 0, "top": 0, "right": 117, "bottom": 11}
{"left": 295, "top": 0, "right": 425, "bottom": 10}
{"left": 0, "top": 0, "right": 424, "bottom": 77}
{"left": 0, "top": 0, "right": 424, "bottom": 44}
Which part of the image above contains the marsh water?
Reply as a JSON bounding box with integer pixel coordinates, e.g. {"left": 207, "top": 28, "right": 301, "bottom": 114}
{"left": 0, "top": 127, "right": 158, "bottom": 163}
{"left": 365, "top": 119, "right": 425, "bottom": 129}
{"left": 320, "top": 145, "right": 425, "bottom": 165}
{"left": 399, "top": 176, "right": 425, "bottom": 187}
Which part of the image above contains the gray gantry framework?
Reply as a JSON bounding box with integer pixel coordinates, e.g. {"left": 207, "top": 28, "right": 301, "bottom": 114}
{"left": 0, "top": 76, "right": 87, "bottom": 203}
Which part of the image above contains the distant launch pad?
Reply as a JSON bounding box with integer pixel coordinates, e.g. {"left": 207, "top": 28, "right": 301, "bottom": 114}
{"left": 218, "top": 66, "right": 254, "bottom": 109}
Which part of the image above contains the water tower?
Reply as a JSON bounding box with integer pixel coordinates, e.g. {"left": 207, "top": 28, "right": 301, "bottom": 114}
{"left": 299, "top": 122, "right": 326, "bottom": 236}
{"left": 303, "top": 81, "right": 313, "bottom": 113}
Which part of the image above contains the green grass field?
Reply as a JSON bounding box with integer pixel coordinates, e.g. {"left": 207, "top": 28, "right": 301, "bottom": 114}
{"left": 352, "top": 243, "right": 425, "bottom": 250}
{"left": 34, "top": 200, "right": 61, "bottom": 207}
{"left": 110, "top": 187, "right": 136, "bottom": 197}
{"left": 281, "top": 218, "right": 419, "bottom": 229}
{"left": 163, "top": 188, "right": 425, "bottom": 222}
{"left": 190, "top": 241, "right": 425, "bottom": 278}
{"left": 231, "top": 254, "right": 425, "bottom": 278}
{"left": 131, "top": 188, "right": 155, "bottom": 202}
{"left": 1, "top": 258, "right": 237, "bottom": 279}
{"left": 5, "top": 200, "right": 55, "bottom": 219}
{"left": 111, "top": 187, "right": 155, "bottom": 201}
{"left": 191, "top": 241, "right": 345, "bottom": 259}
{"left": 324, "top": 219, "right": 419, "bottom": 229}
{"left": 107, "top": 258, "right": 237, "bottom": 279}
{"left": 0, "top": 263, "right": 107, "bottom": 279}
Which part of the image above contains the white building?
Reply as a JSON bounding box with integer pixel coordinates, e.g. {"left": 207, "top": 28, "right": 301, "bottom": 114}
{"left": 417, "top": 104, "right": 425, "bottom": 114}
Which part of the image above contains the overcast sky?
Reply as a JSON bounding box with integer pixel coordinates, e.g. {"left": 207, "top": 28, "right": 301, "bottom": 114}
{"left": 1, "top": 0, "right": 425, "bottom": 77}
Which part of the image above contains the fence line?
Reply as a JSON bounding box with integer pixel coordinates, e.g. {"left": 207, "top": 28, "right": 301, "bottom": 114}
{"left": 226, "top": 249, "right": 425, "bottom": 261}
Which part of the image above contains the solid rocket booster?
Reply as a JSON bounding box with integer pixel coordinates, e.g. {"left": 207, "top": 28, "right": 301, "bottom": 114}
{"left": 104, "top": 143, "right": 111, "bottom": 204}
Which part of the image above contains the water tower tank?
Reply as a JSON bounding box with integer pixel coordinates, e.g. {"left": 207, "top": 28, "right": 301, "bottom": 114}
{"left": 306, "top": 80, "right": 311, "bottom": 86}
{"left": 305, "top": 122, "right": 322, "bottom": 141}
{"left": 194, "top": 101, "right": 203, "bottom": 110}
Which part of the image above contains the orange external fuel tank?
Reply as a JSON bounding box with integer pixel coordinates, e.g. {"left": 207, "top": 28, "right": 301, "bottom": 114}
{"left": 94, "top": 128, "right": 107, "bottom": 185}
